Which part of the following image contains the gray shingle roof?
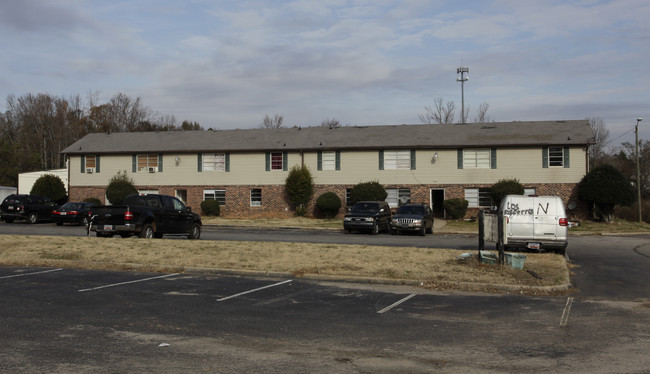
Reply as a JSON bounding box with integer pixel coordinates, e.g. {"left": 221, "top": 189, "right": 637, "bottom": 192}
{"left": 60, "top": 120, "right": 593, "bottom": 155}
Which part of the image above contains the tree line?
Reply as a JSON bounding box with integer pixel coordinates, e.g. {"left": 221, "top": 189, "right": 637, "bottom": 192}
{"left": 0, "top": 92, "right": 202, "bottom": 186}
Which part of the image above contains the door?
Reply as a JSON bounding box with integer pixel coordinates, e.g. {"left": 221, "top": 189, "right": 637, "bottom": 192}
{"left": 430, "top": 189, "right": 445, "bottom": 219}
{"left": 532, "top": 197, "right": 558, "bottom": 240}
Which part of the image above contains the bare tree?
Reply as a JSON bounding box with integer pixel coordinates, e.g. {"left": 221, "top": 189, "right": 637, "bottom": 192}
{"left": 473, "top": 102, "right": 491, "bottom": 123}
{"left": 587, "top": 116, "right": 609, "bottom": 165}
{"left": 320, "top": 118, "right": 341, "bottom": 128}
{"left": 419, "top": 98, "right": 456, "bottom": 124}
{"left": 260, "top": 114, "right": 284, "bottom": 129}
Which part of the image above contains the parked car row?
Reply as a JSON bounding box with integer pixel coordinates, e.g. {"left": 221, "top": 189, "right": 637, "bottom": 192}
{"left": 343, "top": 201, "right": 435, "bottom": 236}
{"left": 0, "top": 194, "right": 96, "bottom": 226}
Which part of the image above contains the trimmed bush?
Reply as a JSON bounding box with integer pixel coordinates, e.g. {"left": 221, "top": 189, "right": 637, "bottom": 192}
{"left": 443, "top": 198, "right": 469, "bottom": 219}
{"left": 316, "top": 192, "right": 342, "bottom": 218}
{"left": 490, "top": 178, "right": 525, "bottom": 207}
{"left": 200, "top": 200, "right": 221, "bottom": 216}
{"left": 30, "top": 174, "right": 67, "bottom": 204}
{"left": 349, "top": 181, "right": 387, "bottom": 204}
{"left": 285, "top": 165, "right": 314, "bottom": 216}
{"left": 105, "top": 171, "right": 138, "bottom": 205}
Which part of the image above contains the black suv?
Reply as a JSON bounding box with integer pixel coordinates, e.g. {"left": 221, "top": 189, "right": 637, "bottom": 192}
{"left": 389, "top": 203, "right": 434, "bottom": 236}
{"left": 1, "top": 194, "right": 59, "bottom": 224}
{"left": 343, "top": 201, "right": 391, "bottom": 234}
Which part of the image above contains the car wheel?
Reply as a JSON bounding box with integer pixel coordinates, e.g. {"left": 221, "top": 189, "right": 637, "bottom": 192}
{"left": 419, "top": 225, "right": 426, "bottom": 236}
{"left": 343, "top": 228, "right": 351, "bottom": 234}
{"left": 188, "top": 223, "right": 201, "bottom": 240}
{"left": 139, "top": 224, "right": 154, "bottom": 239}
{"left": 390, "top": 228, "right": 397, "bottom": 235}
{"left": 3, "top": 218, "right": 14, "bottom": 223}
{"left": 371, "top": 223, "right": 379, "bottom": 235}
{"left": 426, "top": 225, "right": 433, "bottom": 234}
{"left": 82, "top": 217, "right": 89, "bottom": 226}
{"left": 97, "top": 232, "right": 114, "bottom": 238}
{"left": 555, "top": 247, "right": 566, "bottom": 256}
{"left": 27, "top": 213, "right": 38, "bottom": 224}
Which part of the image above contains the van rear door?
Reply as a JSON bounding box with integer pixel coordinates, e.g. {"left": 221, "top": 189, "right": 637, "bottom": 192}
{"left": 532, "top": 197, "right": 559, "bottom": 241}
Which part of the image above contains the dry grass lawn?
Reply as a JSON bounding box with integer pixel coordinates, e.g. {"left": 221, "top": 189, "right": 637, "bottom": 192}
{"left": 0, "top": 234, "right": 569, "bottom": 294}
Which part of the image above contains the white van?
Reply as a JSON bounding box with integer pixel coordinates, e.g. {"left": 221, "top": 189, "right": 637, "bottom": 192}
{"left": 499, "top": 195, "right": 568, "bottom": 254}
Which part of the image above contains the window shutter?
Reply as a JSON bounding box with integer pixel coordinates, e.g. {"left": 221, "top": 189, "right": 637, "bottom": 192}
{"left": 282, "top": 152, "right": 288, "bottom": 171}
{"left": 197, "top": 153, "right": 202, "bottom": 172}
{"left": 410, "top": 149, "right": 416, "bottom": 170}
{"left": 542, "top": 147, "right": 549, "bottom": 168}
{"left": 158, "top": 154, "right": 163, "bottom": 172}
{"left": 379, "top": 150, "right": 384, "bottom": 170}
{"left": 335, "top": 151, "right": 341, "bottom": 170}
{"left": 132, "top": 155, "right": 137, "bottom": 172}
{"left": 563, "top": 147, "right": 570, "bottom": 168}
{"left": 317, "top": 151, "right": 322, "bottom": 171}
{"left": 225, "top": 153, "right": 230, "bottom": 172}
{"left": 265, "top": 152, "right": 270, "bottom": 171}
{"left": 490, "top": 148, "right": 497, "bottom": 169}
{"left": 96, "top": 155, "right": 100, "bottom": 173}
{"left": 457, "top": 149, "right": 463, "bottom": 169}
{"left": 81, "top": 156, "right": 85, "bottom": 173}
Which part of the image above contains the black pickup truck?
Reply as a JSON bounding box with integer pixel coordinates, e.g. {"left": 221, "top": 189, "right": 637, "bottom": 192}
{"left": 89, "top": 194, "right": 202, "bottom": 239}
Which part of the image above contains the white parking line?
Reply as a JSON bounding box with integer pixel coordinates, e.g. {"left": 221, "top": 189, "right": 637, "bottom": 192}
{"left": 377, "top": 293, "right": 417, "bottom": 314}
{"left": 217, "top": 279, "right": 293, "bottom": 301}
{"left": 0, "top": 268, "right": 63, "bottom": 279}
{"left": 78, "top": 273, "right": 180, "bottom": 292}
{"left": 560, "top": 297, "right": 574, "bottom": 327}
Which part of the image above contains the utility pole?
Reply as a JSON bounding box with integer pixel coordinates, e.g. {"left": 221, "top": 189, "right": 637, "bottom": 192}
{"left": 635, "top": 118, "right": 643, "bottom": 222}
{"left": 457, "top": 66, "right": 469, "bottom": 123}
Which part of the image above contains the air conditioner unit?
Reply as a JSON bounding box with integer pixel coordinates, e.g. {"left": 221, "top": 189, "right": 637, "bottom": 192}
{"left": 86, "top": 167, "right": 95, "bottom": 174}
{"left": 148, "top": 167, "right": 157, "bottom": 173}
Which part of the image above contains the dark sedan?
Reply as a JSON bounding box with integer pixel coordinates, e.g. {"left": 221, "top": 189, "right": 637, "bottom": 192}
{"left": 52, "top": 202, "right": 95, "bottom": 226}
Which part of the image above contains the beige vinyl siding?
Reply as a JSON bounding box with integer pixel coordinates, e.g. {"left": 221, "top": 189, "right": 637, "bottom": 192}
{"left": 68, "top": 147, "right": 587, "bottom": 187}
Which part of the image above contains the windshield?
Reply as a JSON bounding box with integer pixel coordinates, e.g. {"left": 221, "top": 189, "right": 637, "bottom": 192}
{"left": 351, "top": 202, "right": 379, "bottom": 212}
{"left": 397, "top": 205, "right": 424, "bottom": 215}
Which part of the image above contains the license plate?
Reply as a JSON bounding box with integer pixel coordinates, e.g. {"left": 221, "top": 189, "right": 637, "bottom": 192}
{"left": 527, "top": 242, "right": 541, "bottom": 250}
{"left": 60, "top": 212, "right": 67, "bottom": 216}
{"left": 401, "top": 223, "right": 410, "bottom": 228}
{"left": 8, "top": 206, "right": 14, "bottom": 210}
{"left": 103, "top": 225, "right": 113, "bottom": 231}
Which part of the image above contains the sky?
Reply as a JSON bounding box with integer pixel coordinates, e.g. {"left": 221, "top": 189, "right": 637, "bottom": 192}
{"left": 1, "top": 0, "right": 649, "bottom": 147}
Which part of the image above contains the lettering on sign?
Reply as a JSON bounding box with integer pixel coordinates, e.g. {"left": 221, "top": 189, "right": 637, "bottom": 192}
{"left": 502, "top": 202, "right": 533, "bottom": 216}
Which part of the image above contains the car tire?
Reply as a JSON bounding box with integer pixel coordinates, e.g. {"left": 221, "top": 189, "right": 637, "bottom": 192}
{"left": 390, "top": 228, "right": 397, "bottom": 235}
{"left": 82, "top": 217, "right": 89, "bottom": 226}
{"left": 56, "top": 222, "right": 63, "bottom": 226}
{"left": 343, "top": 228, "right": 351, "bottom": 234}
{"left": 27, "top": 213, "right": 38, "bottom": 224}
{"left": 419, "top": 226, "right": 426, "bottom": 236}
{"left": 426, "top": 225, "right": 433, "bottom": 234}
{"left": 3, "top": 218, "right": 14, "bottom": 223}
{"left": 371, "top": 223, "right": 379, "bottom": 235}
{"left": 188, "top": 223, "right": 201, "bottom": 240}
{"left": 97, "top": 232, "right": 114, "bottom": 238}
{"left": 139, "top": 224, "right": 154, "bottom": 239}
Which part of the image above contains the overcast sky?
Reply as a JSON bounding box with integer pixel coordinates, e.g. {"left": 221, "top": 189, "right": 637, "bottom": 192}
{"left": 1, "top": 0, "right": 649, "bottom": 146}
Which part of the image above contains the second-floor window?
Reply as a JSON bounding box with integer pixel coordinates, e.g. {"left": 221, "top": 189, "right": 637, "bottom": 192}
{"left": 137, "top": 154, "right": 159, "bottom": 172}
{"left": 202, "top": 153, "right": 226, "bottom": 171}
{"left": 265, "top": 152, "right": 287, "bottom": 171}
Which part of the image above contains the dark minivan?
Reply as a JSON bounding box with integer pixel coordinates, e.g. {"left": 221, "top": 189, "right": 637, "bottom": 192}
{"left": 1, "top": 194, "right": 59, "bottom": 224}
{"left": 343, "top": 201, "right": 392, "bottom": 234}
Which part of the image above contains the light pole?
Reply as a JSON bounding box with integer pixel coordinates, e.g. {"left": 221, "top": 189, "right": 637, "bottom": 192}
{"left": 635, "top": 118, "right": 643, "bottom": 222}
{"left": 457, "top": 66, "right": 469, "bottom": 123}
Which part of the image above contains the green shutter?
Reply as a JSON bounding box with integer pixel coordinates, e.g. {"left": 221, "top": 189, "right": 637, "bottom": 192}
{"left": 282, "top": 151, "right": 288, "bottom": 171}
{"left": 491, "top": 148, "right": 497, "bottom": 169}
{"left": 225, "top": 153, "right": 230, "bottom": 172}
{"left": 410, "top": 149, "right": 416, "bottom": 170}
{"left": 335, "top": 151, "right": 341, "bottom": 171}
{"left": 563, "top": 147, "right": 570, "bottom": 168}
{"left": 457, "top": 149, "right": 463, "bottom": 169}
{"left": 158, "top": 154, "right": 163, "bottom": 172}
{"left": 132, "top": 155, "right": 137, "bottom": 172}
{"left": 96, "top": 155, "right": 100, "bottom": 173}
{"left": 265, "top": 152, "right": 270, "bottom": 171}
{"left": 542, "top": 147, "right": 549, "bottom": 168}
{"left": 317, "top": 151, "right": 322, "bottom": 171}
{"left": 81, "top": 156, "right": 85, "bottom": 173}
{"left": 379, "top": 150, "right": 384, "bottom": 170}
{"left": 197, "top": 153, "right": 202, "bottom": 172}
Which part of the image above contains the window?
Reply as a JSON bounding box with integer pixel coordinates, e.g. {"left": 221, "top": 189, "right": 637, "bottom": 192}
{"left": 345, "top": 188, "right": 353, "bottom": 207}
{"left": 549, "top": 147, "right": 564, "bottom": 167}
{"left": 202, "top": 153, "right": 226, "bottom": 171}
{"left": 204, "top": 189, "right": 226, "bottom": 206}
{"left": 81, "top": 155, "right": 100, "bottom": 173}
{"left": 137, "top": 154, "right": 159, "bottom": 171}
{"left": 465, "top": 188, "right": 492, "bottom": 208}
{"left": 382, "top": 150, "right": 412, "bottom": 170}
{"left": 463, "top": 149, "right": 491, "bottom": 168}
{"left": 176, "top": 189, "right": 187, "bottom": 204}
{"left": 250, "top": 189, "right": 262, "bottom": 206}
{"left": 266, "top": 152, "right": 287, "bottom": 171}
{"left": 524, "top": 188, "right": 536, "bottom": 196}
{"left": 386, "top": 188, "right": 411, "bottom": 208}
{"left": 318, "top": 151, "right": 340, "bottom": 171}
